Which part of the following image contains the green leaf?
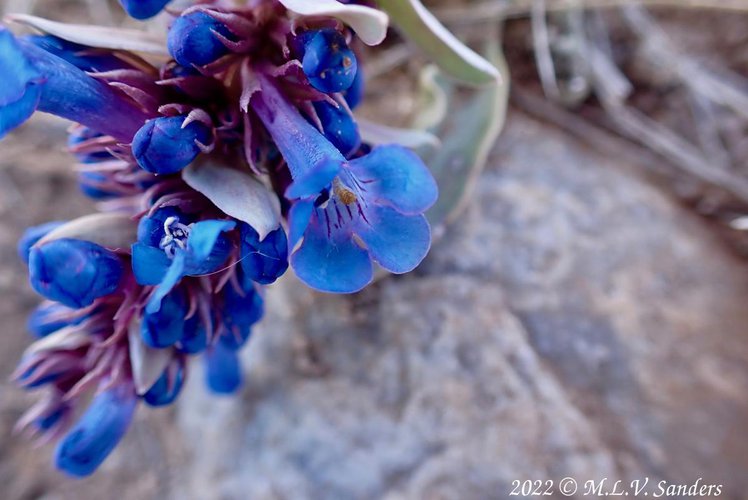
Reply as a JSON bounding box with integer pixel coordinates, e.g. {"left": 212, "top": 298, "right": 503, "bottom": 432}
{"left": 376, "top": 0, "right": 501, "bottom": 86}
{"left": 419, "top": 47, "right": 509, "bottom": 230}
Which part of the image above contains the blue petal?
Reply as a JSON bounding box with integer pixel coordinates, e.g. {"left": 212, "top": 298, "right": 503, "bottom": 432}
{"left": 141, "top": 287, "right": 188, "bottom": 348}
{"left": 131, "top": 242, "right": 171, "bottom": 286}
{"left": 348, "top": 145, "right": 438, "bottom": 215}
{"left": 204, "top": 342, "right": 242, "bottom": 394}
{"left": 0, "top": 29, "right": 42, "bottom": 106}
{"left": 184, "top": 219, "right": 235, "bottom": 276}
{"left": 29, "top": 239, "right": 123, "bottom": 308}
{"left": 54, "top": 385, "right": 137, "bottom": 477}
{"left": 285, "top": 159, "right": 341, "bottom": 200}
{"left": 0, "top": 84, "right": 42, "bottom": 139}
{"left": 187, "top": 220, "right": 236, "bottom": 260}
{"left": 145, "top": 251, "right": 186, "bottom": 315}
{"left": 17, "top": 220, "right": 65, "bottom": 264}
{"left": 288, "top": 200, "right": 314, "bottom": 250}
{"left": 354, "top": 206, "right": 432, "bottom": 274}
{"left": 290, "top": 214, "right": 372, "bottom": 293}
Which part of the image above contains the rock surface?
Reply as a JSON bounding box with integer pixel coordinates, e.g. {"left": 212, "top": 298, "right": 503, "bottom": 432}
{"left": 1, "top": 112, "right": 747, "bottom": 499}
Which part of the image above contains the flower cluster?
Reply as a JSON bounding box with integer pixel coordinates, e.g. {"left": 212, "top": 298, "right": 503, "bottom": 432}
{"left": 1, "top": 0, "right": 437, "bottom": 477}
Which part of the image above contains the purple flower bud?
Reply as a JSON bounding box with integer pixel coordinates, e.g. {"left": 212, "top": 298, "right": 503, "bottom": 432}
{"left": 55, "top": 384, "right": 137, "bottom": 477}
{"left": 29, "top": 239, "right": 123, "bottom": 308}
{"left": 204, "top": 342, "right": 242, "bottom": 394}
{"left": 140, "top": 289, "right": 188, "bottom": 348}
{"left": 0, "top": 29, "right": 150, "bottom": 141}
{"left": 132, "top": 115, "right": 211, "bottom": 174}
{"left": 17, "top": 221, "right": 65, "bottom": 264}
{"left": 239, "top": 224, "right": 288, "bottom": 285}
{"left": 302, "top": 29, "right": 358, "bottom": 94}
{"left": 118, "top": 0, "right": 172, "bottom": 20}
{"left": 313, "top": 100, "right": 361, "bottom": 156}
{"left": 167, "top": 11, "right": 233, "bottom": 68}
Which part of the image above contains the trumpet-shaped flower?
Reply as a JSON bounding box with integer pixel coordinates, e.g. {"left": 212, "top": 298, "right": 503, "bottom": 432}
{"left": 132, "top": 207, "right": 236, "bottom": 312}
{"left": 0, "top": 29, "right": 149, "bottom": 141}
{"left": 253, "top": 78, "right": 437, "bottom": 292}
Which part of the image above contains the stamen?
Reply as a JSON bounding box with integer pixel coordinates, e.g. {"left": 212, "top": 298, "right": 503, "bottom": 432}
{"left": 160, "top": 216, "right": 193, "bottom": 258}
{"left": 333, "top": 178, "right": 357, "bottom": 205}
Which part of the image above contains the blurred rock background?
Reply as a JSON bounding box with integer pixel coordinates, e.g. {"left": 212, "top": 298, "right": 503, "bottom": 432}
{"left": 1, "top": 1, "right": 747, "bottom": 499}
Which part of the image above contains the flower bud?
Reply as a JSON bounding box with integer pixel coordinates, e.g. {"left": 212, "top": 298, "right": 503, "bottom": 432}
{"left": 27, "top": 302, "right": 87, "bottom": 338}
{"left": 55, "top": 384, "right": 137, "bottom": 477}
{"left": 79, "top": 172, "right": 118, "bottom": 200}
{"left": 29, "top": 239, "right": 123, "bottom": 308}
{"left": 343, "top": 67, "right": 365, "bottom": 110}
{"left": 143, "top": 358, "right": 185, "bottom": 407}
{"left": 17, "top": 221, "right": 64, "bottom": 264}
{"left": 239, "top": 224, "right": 288, "bottom": 285}
{"left": 178, "top": 315, "right": 209, "bottom": 354}
{"left": 118, "top": 0, "right": 172, "bottom": 20}
{"left": 132, "top": 115, "right": 211, "bottom": 174}
{"left": 140, "top": 289, "right": 188, "bottom": 348}
{"left": 302, "top": 29, "right": 358, "bottom": 93}
{"left": 219, "top": 280, "right": 263, "bottom": 350}
{"left": 313, "top": 100, "right": 361, "bottom": 156}
{"left": 204, "top": 342, "right": 242, "bottom": 394}
{"left": 167, "top": 11, "right": 232, "bottom": 68}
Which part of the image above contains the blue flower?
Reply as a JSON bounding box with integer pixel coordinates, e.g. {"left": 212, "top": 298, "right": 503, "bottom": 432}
{"left": 26, "top": 35, "right": 128, "bottom": 73}
{"left": 219, "top": 277, "right": 263, "bottom": 350}
{"left": 54, "top": 384, "right": 137, "bottom": 477}
{"left": 204, "top": 342, "right": 242, "bottom": 394}
{"left": 140, "top": 288, "right": 188, "bottom": 348}
{"left": 27, "top": 301, "right": 88, "bottom": 338}
{"left": 29, "top": 238, "right": 124, "bottom": 308}
{"left": 239, "top": 224, "right": 288, "bottom": 285}
{"left": 78, "top": 172, "right": 120, "bottom": 200}
{"left": 253, "top": 79, "right": 438, "bottom": 292}
{"left": 168, "top": 11, "right": 233, "bottom": 68}
{"left": 132, "top": 207, "right": 236, "bottom": 312}
{"left": 301, "top": 29, "right": 358, "bottom": 94}
{"left": 119, "top": 0, "right": 172, "bottom": 20}
{"left": 0, "top": 29, "right": 149, "bottom": 141}
{"left": 132, "top": 115, "right": 212, "bottom": 174}
{"left": 313, "top": 100, "right": 361, "bottom": 156}
{"left": 17, "top": 221, "right": 65, "bottom": 264}
{"left": 143, "top": 358, "right": 185, "bottom": 406}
